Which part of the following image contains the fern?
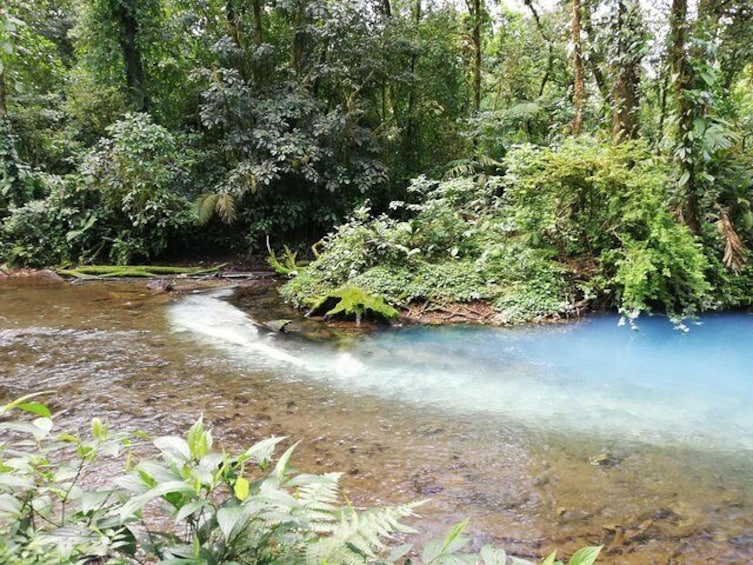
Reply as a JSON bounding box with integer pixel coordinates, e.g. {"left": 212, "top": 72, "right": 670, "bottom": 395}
{"left": 305, "top": 502, "right": 423, "bottom": 564}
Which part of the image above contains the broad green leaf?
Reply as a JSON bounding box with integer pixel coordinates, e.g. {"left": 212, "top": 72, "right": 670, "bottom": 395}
{"left": 187, "top": 417, "right": 212, "bottom": 460}
{"left": 174, "top": 499, "right": 207, "bottom": 523}
{"left": 15, "top": 402, "right": 51, "bottom": 418}
{"left": 567, "top": 546, "right": 602, "bottom": 565}
{"left": 2, "top": 391, "right": 53, "bottom": 414}
{"left": 234, "top": 476, "right": 250, "bottom": 501}
{"left": 244, "top": 435, "right": 286, "bottom": 467}
{"left": 32, "top": 417, "right": 54, "bottom": 438}
{"left": 154, "top": 436, "right": 191, "bottom": 464}
{"left": 118, "top": 480, "right": 195, "bottom": 520}
{"left": 540, "top": 551, "right": 558, "bottom": 565}
{"left": 480, "top": 545, "right": 507, "bottom": 564}
{"left": 217, "top": 505, "right": 246, "bottom": 540}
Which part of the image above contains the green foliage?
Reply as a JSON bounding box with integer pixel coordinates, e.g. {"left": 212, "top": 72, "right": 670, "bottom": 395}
{"left": 282, "top": 175, "right": 578, "bottom": 323}
{"left": 309, "top": 285, "right": 400, "bottom": 324}
{"left": 0, "top": 174, "right": 99, "bottom": 267}
{"left": 0, "top": 396, "right": 601, "bottom": 565}
{"left": 285, "top": 139, "right": 717, "bottom": 322}
{"left": 502, "top": 138, "right": 711, "bottom": 319}
{"left": 0, "top": 118, "right": 39, "bottom": 218}
{"left": 80, "top": 113, "right": 191, "bottom": 264}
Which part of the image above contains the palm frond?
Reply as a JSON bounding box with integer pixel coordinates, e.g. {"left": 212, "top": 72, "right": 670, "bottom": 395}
{"left": 216, "top": 192, "right": 238, "bottom": 224}
{"left": 193, "top": 193, "right": 219, "bottom": 225}
{"left": 719, "top": 209, "right": 748, "bottom": 272}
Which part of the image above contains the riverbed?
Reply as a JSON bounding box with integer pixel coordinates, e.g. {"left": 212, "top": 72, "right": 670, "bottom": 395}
{"left": 2, "top": 277, "right": 752, "bottom": 563}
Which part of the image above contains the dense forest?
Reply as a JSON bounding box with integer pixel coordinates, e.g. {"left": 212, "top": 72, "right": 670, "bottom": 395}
{"left": 2, "top": 0, "right": 753, "bottom": 321}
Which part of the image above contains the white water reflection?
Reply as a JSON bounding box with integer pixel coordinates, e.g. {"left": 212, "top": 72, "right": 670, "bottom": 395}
{"left": 168, "top": 292, "right": 753, "bottom": 452}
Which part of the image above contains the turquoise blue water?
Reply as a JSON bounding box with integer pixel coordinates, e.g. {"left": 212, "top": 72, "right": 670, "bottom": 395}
{"left": 169, "top": 293, "right": 753, "bottom": 453}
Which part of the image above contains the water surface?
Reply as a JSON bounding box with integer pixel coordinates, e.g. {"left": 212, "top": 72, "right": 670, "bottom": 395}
{"left": 3, "top": 278, "right": 753, "bottom": 563}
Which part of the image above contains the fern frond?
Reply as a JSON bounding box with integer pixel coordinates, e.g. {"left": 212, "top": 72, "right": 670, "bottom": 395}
{"left": 305, "top": 501, "right": 423, "bottom": 564}
{"left": 443, "top": 160, "right": 477, "bottom": 180}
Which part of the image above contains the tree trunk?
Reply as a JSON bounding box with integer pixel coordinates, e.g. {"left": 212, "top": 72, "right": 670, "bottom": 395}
{"left": 252, "top": 0, "right": 264, "bottom": 44}
{"left": 466, "top": 0, "right": 483, "bottom": 113}
{"left": 571, "top": 0, "right": 586, "bottom": 135}
{"left": 113, "top": 0, "right": 148, "bottom": 112}
{"left": 581, "top": 0, "right": 608, "bottom": 101}
{"left": 0, "top": 71, "right": 7, "bottom": 118}
{"left": 610, "top": 0, "right": 641, "bottom": 142}
{"left": 669, "top": 0, "right": 700, "bottom": 232}
{"left": 405, "top": 0, "right": 422, "bottom": 172}
{"left": 522, "top": 0, "right": 554, "bottom": 98}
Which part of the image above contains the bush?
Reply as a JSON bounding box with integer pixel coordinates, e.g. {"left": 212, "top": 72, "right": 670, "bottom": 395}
{"left": 284, "top": 138, "right": 715, "bottom": 322}
{"left": 80, "top": 112, "right": 192, "bottom": 264}
{"left": 0, "top": 395, "right": 601, "bottom": 565}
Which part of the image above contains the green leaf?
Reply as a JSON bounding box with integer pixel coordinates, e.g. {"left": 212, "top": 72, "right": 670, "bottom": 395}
{"left": 540, "top": 552, "right": 557, "bottom": 565}
{"left": 244, "top": 436, "right": 286, "bottom": 467}
{"left": 217, "top": 506, "right": 246, "bottom": 540}
{"left": 118, "top": 480, "right": 195, "bottom": 520}
{"left": 15, "top": 402, "right": 51, "bottom": 418}
{"left": 154, "top": 436, "right": 191, "bottom": 464}
{"left": 234, "top": 476, "right": 250, "bottom": 501}
{"left": 173, "top": 499, "right": 207, "bottom": 524}
{"left": 2, "top": 392, "right": 53, "bottom": 414}
{"left": 480, "top": 545, "right": 508, "bottom": 564}
{"left": 566, "top": 546, "right": 602, "bottom": 565}
{"left": 422, "top": 519, "right": 471, "bottom": 563}
{"left": 187, "top": 417, "right": 211, "bottom": 460}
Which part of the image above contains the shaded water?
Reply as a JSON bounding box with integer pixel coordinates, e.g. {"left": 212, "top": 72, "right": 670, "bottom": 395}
{"left": 2, "top": 278, "right": 753, "bottom": 563}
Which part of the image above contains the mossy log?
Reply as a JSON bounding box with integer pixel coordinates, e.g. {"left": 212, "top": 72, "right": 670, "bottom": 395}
{"left": 307, "top": 286, "right": 400, "bottom": 325}
{"left": 57, "top": 264, "right": 225, "bottom": 279}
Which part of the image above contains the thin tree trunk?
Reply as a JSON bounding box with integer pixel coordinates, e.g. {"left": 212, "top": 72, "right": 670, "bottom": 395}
{"left": 571, "top": 0, "right": 586, "bottom": 135}
{"left": 581, "top": 0, "right": 608, "bottom": 100}
{"left": 405, "top": 0, "right": 422, "bottom": 172}
{"left": 466, "top": 0, "right": 482, "bottom": 112}
{"left": 522, "top": 0, "right": 553, "bottom": 98}
{"left": 252, "top": 0, "right": 264, "bottom": 44}
{"left": 114, "top": 0, "right": 148, "bottom": 112}
{"left": 0, "top": 72, "right": 7, "bottom": 118}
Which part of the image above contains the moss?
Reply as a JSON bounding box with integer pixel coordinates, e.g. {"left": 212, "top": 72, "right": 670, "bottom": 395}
{"left": 308, "top": 286, "right": 400, "bottom": 324}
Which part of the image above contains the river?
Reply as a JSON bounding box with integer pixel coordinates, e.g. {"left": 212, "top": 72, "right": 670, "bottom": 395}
{"left": 2, "top": 276, "right": 752, "bottom": 563}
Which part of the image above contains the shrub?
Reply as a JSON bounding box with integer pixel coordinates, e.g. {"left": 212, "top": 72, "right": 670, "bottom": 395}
{"left": 283, "top": 138, "right": 714, "bottom": 323}
{"left": 80, "top": 113, "right": 192, "bottom": 264}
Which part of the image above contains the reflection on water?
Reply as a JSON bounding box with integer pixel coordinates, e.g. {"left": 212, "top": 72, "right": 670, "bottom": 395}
{"left": 2, "top": 279, "right": 753, "bottom": 563}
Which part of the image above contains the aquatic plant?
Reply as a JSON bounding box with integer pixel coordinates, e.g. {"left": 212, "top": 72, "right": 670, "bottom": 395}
{"left": 0, "top": 394, "right": 601, "bottom": 564}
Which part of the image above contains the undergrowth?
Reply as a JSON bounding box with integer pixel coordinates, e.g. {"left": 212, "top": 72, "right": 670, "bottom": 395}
{"left": 282, "top": 139, "right": 714, "bottom": 323}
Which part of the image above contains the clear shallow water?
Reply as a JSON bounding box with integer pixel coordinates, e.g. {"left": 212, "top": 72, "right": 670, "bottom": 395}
{"left": 169, "top": 293, "right": 753, "bottom": 453}
{"left": 4, "top": 279, "right": 753, "bottom": 563}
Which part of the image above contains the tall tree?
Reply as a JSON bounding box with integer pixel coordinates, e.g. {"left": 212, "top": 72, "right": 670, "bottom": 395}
{"left": 571, "top": 0, "right": 586, "bottom": 134}
{"left": 609, "top": 0, "right": 643, "bottom": 142}
{"left": 669, "top": 0, "right": 700, "bottom": 232}
{"left": 112, "top": 0, "right": 148, "bottom": 111}
{"left": 465, "top": 0, "right": 483, "bottom": 112}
